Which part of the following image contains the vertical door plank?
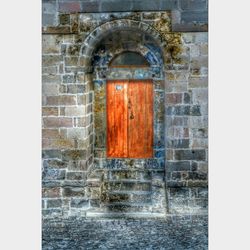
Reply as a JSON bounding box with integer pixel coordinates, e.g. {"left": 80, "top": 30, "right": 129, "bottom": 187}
{"left": 107, "top": 80, "right": 128, "bottom": 158}
{"left": 128, "top": 80, "right": 153, "bottom": 158}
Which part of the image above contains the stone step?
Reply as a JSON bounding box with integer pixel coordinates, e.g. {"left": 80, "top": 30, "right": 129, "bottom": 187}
{"left": 107, "top": 192, "right": 152, "bottom": 203}
{"left": 86, "top": 212, "right": 166, "bottom": 218}
{"left": 103, "top": 180, "right": 152, "bottom": 192}
{"left": 107, "top": 170, "right": 151, "bottom": 181}
{"left": 102, "top": 203, "right": 153, "bottom": 213}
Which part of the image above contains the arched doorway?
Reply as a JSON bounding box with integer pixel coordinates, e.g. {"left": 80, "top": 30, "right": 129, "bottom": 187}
{"left": 85, "top": 28, "right": 167, "bottom": 217}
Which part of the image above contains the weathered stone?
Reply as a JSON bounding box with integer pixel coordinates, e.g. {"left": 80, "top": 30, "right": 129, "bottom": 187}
{"left": 42, "top": 150, "right": 62, "bottom": 159}
{"left": 42, "top": 66, "right": 58, "bottom": 74}
{"left": 47, "top": 199, "right": 62, "bottom": 208}
{"left": 67, "top": 128, "right": 86, "bottom": 139}
{"left": 62, "top": 74, "right": 76, "bottom": 83}
{"left": 42, "top": 187, "right": 61, "bottom": 198}
{"left": 44, "top": 159, "right": 67, "bottom": 169}
{"left": 188, "top": 116, "right": 208, "bottom": 128}
{"left": 59, "top": 2, "right": 81, "bottom": 13}
{"left": 64, "top": 106, "right": 85, "bottom": 116}
{"left": 46, "top": 95, "right": 76, "bottom": 105}
{"left": 43, "top": 117, "right": 73, "bottom": 128}
{"left": 42, "top": 83, "right": 60, "bottom": 96}
{"left": 42, "top": 75, "right": 61, "bottom": 83}
{"left": 65, "top": 57, "right": 79, "bottom": 66}
{"left": 166, "top": 93, "right": 182, "bottom": 104}
{"left": 42, "top": 35, "right": 61, "bottom": 54}
{"left": 59, "top": 14, "right": 70, "bottom": 25}
{"left": 42, "top": 107, "right": 59, "bottom": 116}
{"left": 71, "top": 198, "right": 89, "bottom": 208}
{"left": 167, "top": 139, "right": 190, "bottom": 148}
{"left": 167, "top": 161, "right": 191, "bottom": 171}
{"left": 63, "top": 187, "right": 85, "bottom": 197}
{"left": 166, "top": 105, "right": 201, "bottom": 116}
{"left": 62, "top": 150, "right": 87, "bottom": 161}
{"left": 66, "top": 172, "right": 85, "bottom": 180}
{"left": 43, "top": 168, "right": 65, "bottom": 180}
{"left": 42, "top": 55, "right": 62, "bottom": 66}
{"left": 42, "top": 26, "right": 71, "bottom": 34}
{"left": 175, "top": 150, "right": 206, "bottom": 161}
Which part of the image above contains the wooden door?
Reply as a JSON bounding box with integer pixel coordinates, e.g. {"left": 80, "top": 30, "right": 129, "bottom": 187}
{"left": 107, "top": 80, "right": 153, "bottom": 158}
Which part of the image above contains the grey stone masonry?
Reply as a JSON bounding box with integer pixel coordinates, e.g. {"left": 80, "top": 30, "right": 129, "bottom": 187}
{"left": 42, "top": 10, "right": 208, "bottom": 218}
{"left": 42, "top": 0, "right": 208, "bottom": 32}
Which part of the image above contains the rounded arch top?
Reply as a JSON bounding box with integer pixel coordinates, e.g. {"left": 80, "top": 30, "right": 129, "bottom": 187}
{"left": 80, "top": 19, "right": 167, "bottom": 68}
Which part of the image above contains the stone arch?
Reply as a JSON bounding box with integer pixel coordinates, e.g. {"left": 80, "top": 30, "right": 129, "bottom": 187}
{"left": 79, "top": 19, "right": 168, "bottom": 70}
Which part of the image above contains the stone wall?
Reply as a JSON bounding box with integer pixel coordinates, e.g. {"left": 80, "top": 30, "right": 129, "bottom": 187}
{"left": 43, "top": 0, "right": 208, "bottom": 32}
{"left": 42, "top": 4, "right": 208, "bottom": 218}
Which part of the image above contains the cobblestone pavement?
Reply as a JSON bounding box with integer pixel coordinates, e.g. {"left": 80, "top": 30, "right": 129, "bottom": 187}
{"left": 42, "top": 216, "right": 208, "bottom": 250}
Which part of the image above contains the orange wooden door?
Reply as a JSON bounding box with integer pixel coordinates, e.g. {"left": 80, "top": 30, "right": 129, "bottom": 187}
{"left": 107, "top": 80, "right": 153, "bottom": 158}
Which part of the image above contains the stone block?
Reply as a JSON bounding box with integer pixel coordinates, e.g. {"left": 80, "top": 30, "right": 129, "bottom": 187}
{"left": 66, "top": 84, "right": 86, "bottom": 94}
{"left": 42, "top": 107, "right": 59, "bottom": 116}
{"left": 191, "top": 138, "right": 208, "bottom": 148}
{"left": 66, "top": 172, "right": 85, "bottom": 180}
{"left": 200, "top": 44, "right": 208, "bottom": 55}
{"left": 42, "top": 66, "right": 58, "bottom": 74}
{"left": 42, "top": 129, "right": 60, "bottom": 139}
{"left": 197, "top": 162, "right": 208, "bottom": 174}
{"left": 42, "top": 13, "right": 57, "bottom": 27}
{"left": 59, "top": 2, "right": 81, "bottom": 13}
{"left": 43, "top": 168, "right": 66, "bottom": 180}
{"left": 47, "top": 199, "right": 62, "bottom": 208}
{"left": 43, "top": 117, "right": 73, "bottom": 128}
{"left": 67, "top": 128, "right": 86, "bottom": 139}
{"left": 169, "top": 187, "right": 190, "bottom": 198}
{"left": 42, "top": 209, "right": 62, "bottom": 217}
{"left": 43, "top": 83, "right": 60, "bottom": 96}
{"left": 181, "top": 11, "right": 208, "bottom": 23}
{"left": 62, "top": 150, "right": 87, "bottom": 161}
{"left": 46, "top": 95, "right": 77, "bottom": 105}
{"left": 43, "top": 2, "right": 57, "bottom": 14}
{"left": 42, "top": 138, "right": 75, "bottom": 149}
{"left": 42, "top": 187, "right": 61, "bottom": 198}
{"left": 175, "top": 150, "right": 206, "bottom": 161}
{"left": 59, "top": 14, "right": 70, "bottom": 25}
{"left": 68, "top": 160, "right": 87, "bottom": 171}
{"left": 42, "top": 149, "right": 62, "bottom": 159}
{"left": 63, "top": 187, "right": 85, "bottom": 197}
{"left": 189, "top": 77, "right": 208, "bottom": 88}
{"left": 167, "top": 161, "right": 191, "bottom": 171}
{"left": 76, "top": 117, "right": 86, "bottom": 127}
{"left": 64, "top": 106, "right": 85, "bottom": 116}
{"left": 180, "top": 0, "right": 207, "bottom": 11}
{"left": 194, "top": 33, "right": 208, "bottom": 43}
{"left": 183, "top": 92, "right": 191, "bottom": 104}
{"left": 81, "top": 1, "right": 100, "bottom": 12}
{"left": 188, "top": 116, "right": 208, "bottom": 128}
{"left": 43, "top": 159, "right": 67, "bottom": 169}
{"left": 71, "top": 198, "right": 89, "bottom": 208}
{"left": 192, "top": 88, "right": 208, "bottom": 105}
{"left": 166, "top": 93, "right": 182, "bottom": 104}
{"left": 42, "top": 55, "right": 62, "bottom": 67}
{"left": 42, "top": 75, "right": 61, "bottom": 84}
{"left": 65, "top": 57, "right": 79, "bottom": 66}
{"left": 167, "top": 139, "right": 190, "bottom": 148}
{"left": 166, "top": 105, "right": 201, "bottom": 116}
{"left": 42, "top": 35, "right": 62, "bottom": 54}
{"left": 62, "top": 74, "right": 76, "bottom": 83}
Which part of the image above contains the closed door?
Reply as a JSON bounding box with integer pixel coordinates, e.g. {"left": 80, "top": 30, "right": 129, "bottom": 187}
{"left": 107, "top": 79, "right": 153, "bottom": 158}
